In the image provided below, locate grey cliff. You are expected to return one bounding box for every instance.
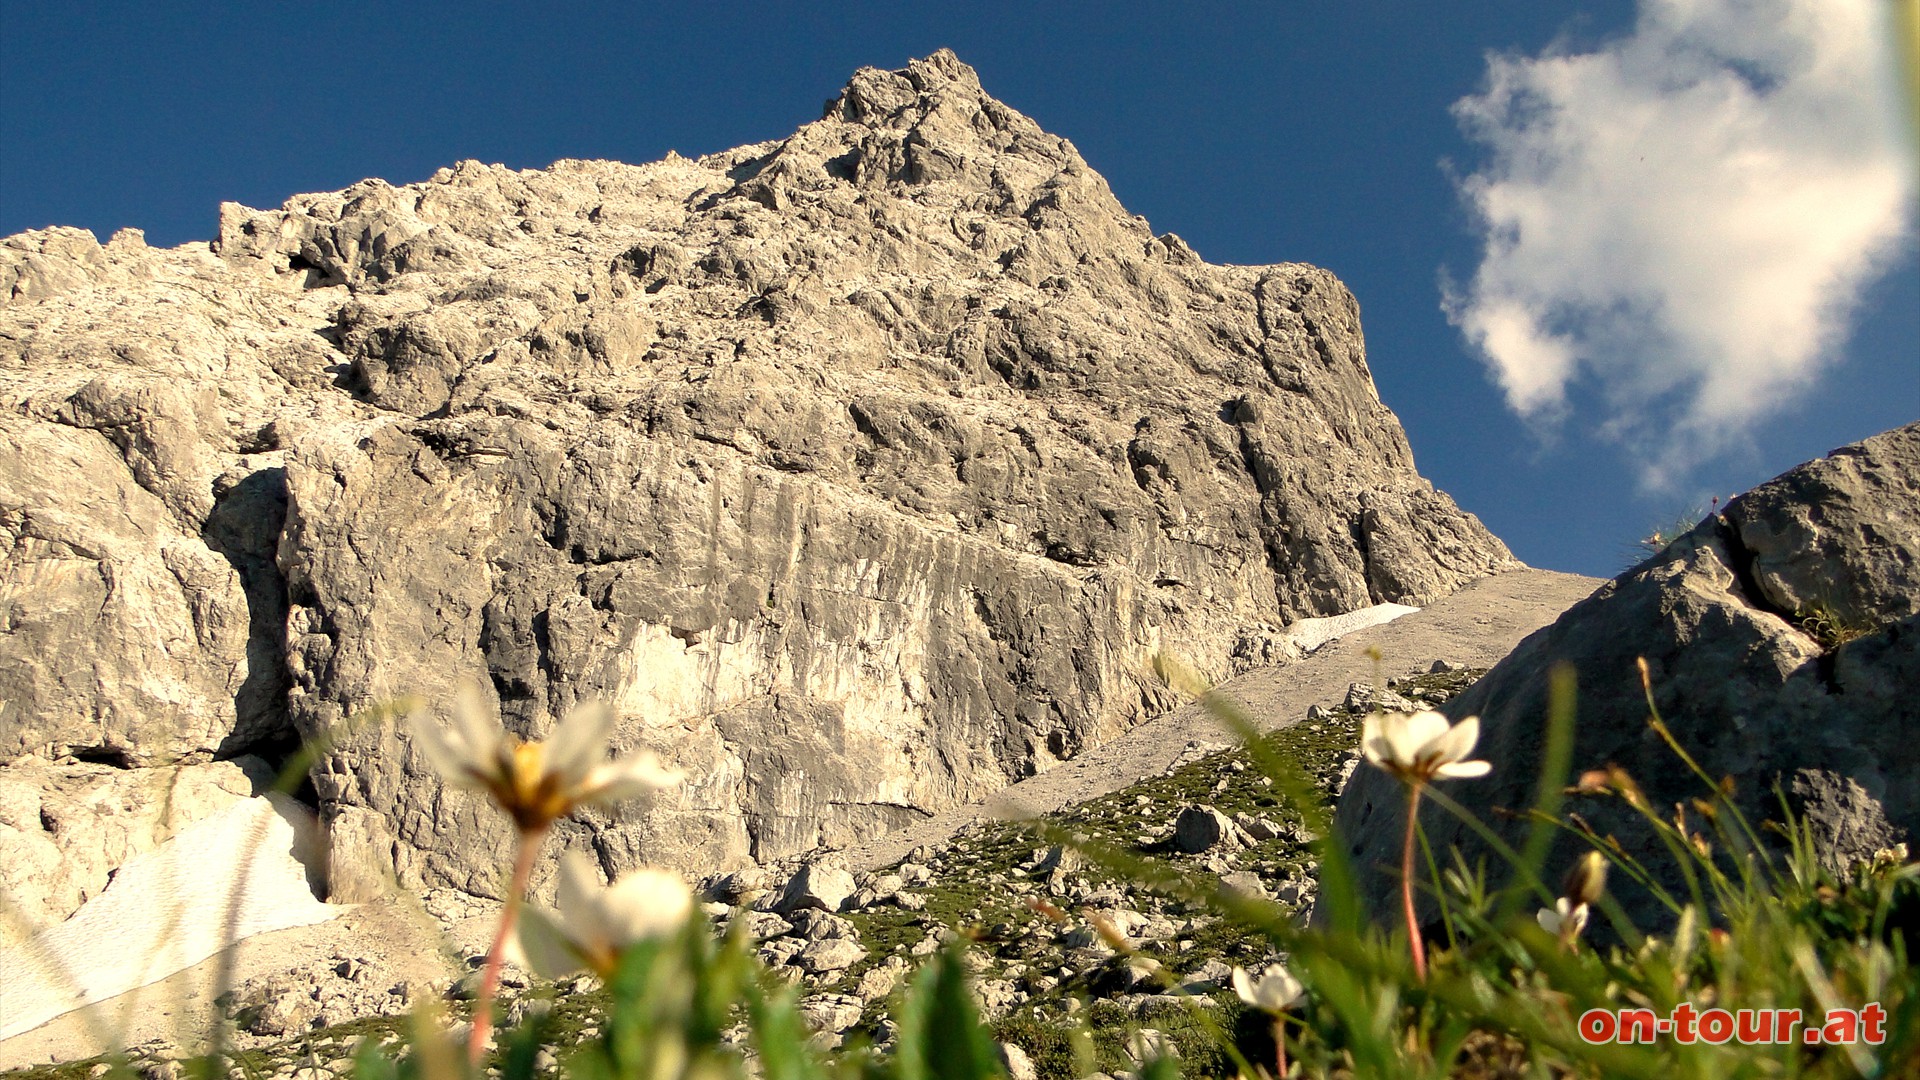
[1,50,1514,908]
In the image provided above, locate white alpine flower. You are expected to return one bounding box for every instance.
[1231,963,1304,1014]
[512,850,693,978]
[410,686,682,832]
[1536,897,1590,938]
[1361,710,1491,782]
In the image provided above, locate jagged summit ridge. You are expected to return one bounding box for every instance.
[208,49,1125,293]
[0,51,1514,905]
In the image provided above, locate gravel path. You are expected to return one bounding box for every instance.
[839,568,1602,873]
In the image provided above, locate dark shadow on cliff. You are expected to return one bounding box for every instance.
[201,466,297,767]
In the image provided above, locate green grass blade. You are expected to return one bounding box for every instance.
[1494,664,1578,926]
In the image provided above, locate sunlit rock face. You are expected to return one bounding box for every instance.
[1,50,1513,898]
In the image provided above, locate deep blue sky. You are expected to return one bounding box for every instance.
[4,1,1915,578]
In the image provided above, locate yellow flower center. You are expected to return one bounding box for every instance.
[482,738,576,832]
[509,740,548,801]
[582,942,622,979]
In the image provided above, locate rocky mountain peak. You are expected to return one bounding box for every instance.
[812,47,1090,186]
[1,52,1514,903]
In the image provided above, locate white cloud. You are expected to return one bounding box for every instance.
[1445,0,1914,486]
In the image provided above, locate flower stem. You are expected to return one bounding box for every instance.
[470,827,545,1068]
[1272,1016,1289,1078]
[1401,781,1427,983]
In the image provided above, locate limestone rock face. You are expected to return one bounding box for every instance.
[0,219,334,766]
[1,50,1513,900]
[1333,423,1920,926]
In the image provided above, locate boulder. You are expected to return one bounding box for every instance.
[1171,805,1236,853]
[1000,1043,1039,1080]
[797,992,865,1035]
[740,911,795,941]
[1342,681,1417,715]
[1334,423,1920,928]
[774,863,858,914]
[1024,843,1085,882]
[786,907,859,941]
[856,963,903,1002]
[1234,812,1282,841]
[702,866,772,905]
[795,937,866,974]
[234,977,320,1037]
[1218,870,1268,899]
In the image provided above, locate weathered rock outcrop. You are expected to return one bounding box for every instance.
[1334,423,1920,927]
[1,50,1513,902]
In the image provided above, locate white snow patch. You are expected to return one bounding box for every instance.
[1282,603,1421,656]
[0,793,344,1040]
